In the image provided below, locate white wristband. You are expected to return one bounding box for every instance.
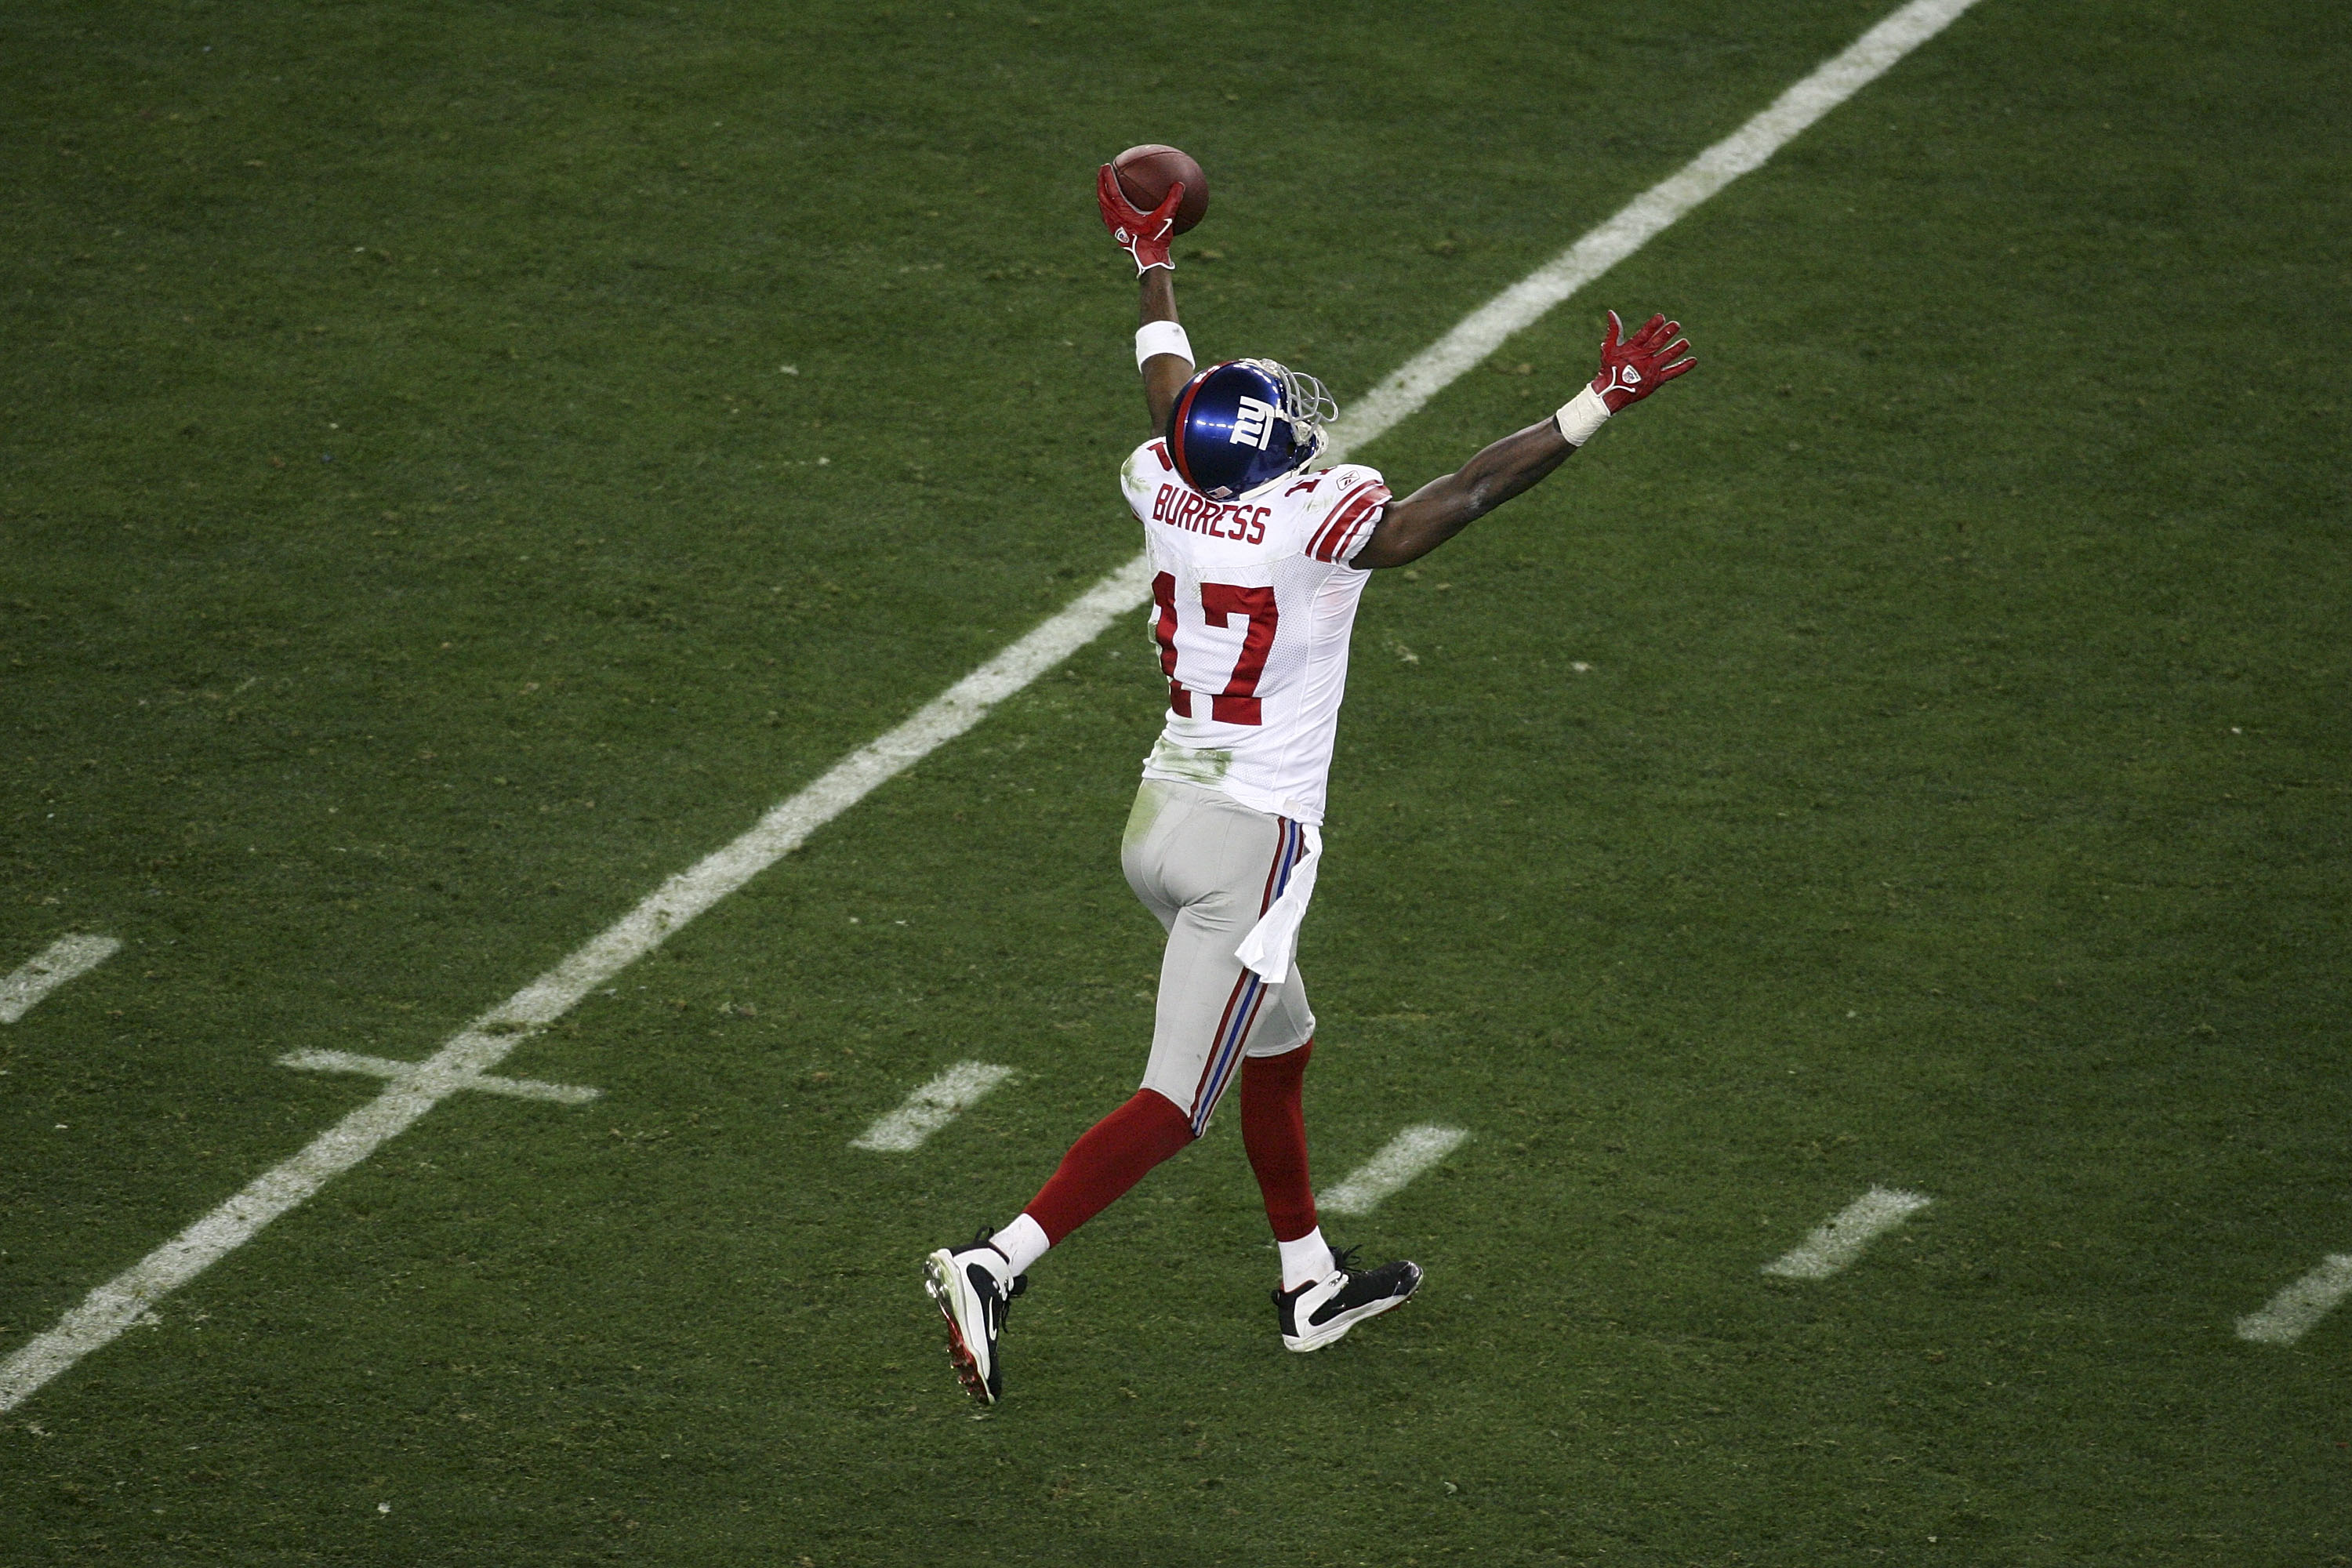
[1554,383,1611,447]
[1135,320,1193,371]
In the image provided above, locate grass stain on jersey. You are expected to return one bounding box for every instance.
[1144,735,1234,791]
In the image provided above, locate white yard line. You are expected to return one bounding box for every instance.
[851,1062,1017,1152]
[0,0,1986,1412]
[2234,1254,2352,1345]
[1762,1187,1933,1279]
[0,935,122,1025]
[1319,1127,1472,1218]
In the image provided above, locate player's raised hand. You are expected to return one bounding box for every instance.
[1096,163,1185,275]
[1591,310,1696,410]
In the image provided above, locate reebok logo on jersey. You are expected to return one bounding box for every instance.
[1229,396,1277,449]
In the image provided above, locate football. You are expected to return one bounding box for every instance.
[1112,143,1209,234]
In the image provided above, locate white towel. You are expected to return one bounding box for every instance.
[1233,825,1323,985]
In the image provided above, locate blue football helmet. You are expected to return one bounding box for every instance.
[1165,358,1338,501]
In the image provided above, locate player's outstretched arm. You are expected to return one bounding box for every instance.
[1096,163,1194,431]
[1353,310,1694,570]
[1351,418,1573,569]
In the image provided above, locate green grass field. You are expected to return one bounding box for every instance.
[5,0,2350,1562]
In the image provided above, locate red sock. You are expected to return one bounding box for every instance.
[1024,1088,1195,1244]
[1240,1041,1317,1243]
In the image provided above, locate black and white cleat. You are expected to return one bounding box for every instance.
[1274,1246,1422,1353]
[923,1232,1028,1404]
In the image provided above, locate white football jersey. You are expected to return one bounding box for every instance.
[1119,437,1391,826]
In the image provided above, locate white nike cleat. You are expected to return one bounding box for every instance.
[923,1232,1027,1404]
[1275,1246,1422,1353]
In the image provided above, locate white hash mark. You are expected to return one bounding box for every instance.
[278,1048,601,1105]
[851,1062,1016,1153]
[0,935,122,1025]
[1319,1126,1471,1217]
[1762,1187,1933,1279]
[2235,1254,2352,1345]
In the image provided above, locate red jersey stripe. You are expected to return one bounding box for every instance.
[1308,482,1387,561]
[1328,489,1389,562]
[1305,502,1353,562]
[1309,483,1391,562]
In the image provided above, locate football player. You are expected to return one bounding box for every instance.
[924,167,1695,1403]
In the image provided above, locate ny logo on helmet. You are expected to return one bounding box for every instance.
[1228,396,1277,449]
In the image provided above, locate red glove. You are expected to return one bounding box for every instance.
[1591,310,1696,410]
[1096,163,1185,275]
